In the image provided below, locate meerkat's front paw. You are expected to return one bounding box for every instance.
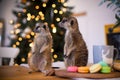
[45,69,55,76]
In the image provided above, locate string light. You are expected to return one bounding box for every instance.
[54,9,58,14]
[12,44,16,48]
[41,17,45,20]
[35,17,39,21]
[42,3,46,7]
[9,20,14,24]
[31,15,35,19]
[31,32,35,36]
[10,30,14,34]
[44,22,48,25]
[52,58,54,62]
[28,52,32,58]
[58,0,61,2]
[56,17,60,22]
[35,5,39,9]
[18,37,22,41]
[59,10,63,14]
[16,41,20,46]
[52,4,56,8]
[51,24,55,28]
[27,17,31,21]
[59,0,65,3]
[39,11,43,15]
[35,15,40,21]
[62,8,67,12]
[52,27,57,33]
[27,13,31,16]
[14,23,21,29]
[21,58,25,62]
[18,13,21,17]
[26,34,31,39]
[51,48,54,52]
[15,29,21,34]
[63,3,67,6]
[53,54,58,59]
[23,9,27,13]
[51,24,57,33]
[14,63,19,66]
[29,42,33,47]
[27,13,31,21]
[60,31,64,35]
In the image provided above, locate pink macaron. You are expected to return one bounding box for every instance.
[67,66,78,72]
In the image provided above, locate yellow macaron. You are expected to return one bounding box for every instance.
[89,63,102,73]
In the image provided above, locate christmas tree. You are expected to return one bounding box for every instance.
[9,0,73,65]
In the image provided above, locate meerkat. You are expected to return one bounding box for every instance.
[59,17,88,67]
[28,22,54,76]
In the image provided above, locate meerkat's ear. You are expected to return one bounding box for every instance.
[70,20,74,26]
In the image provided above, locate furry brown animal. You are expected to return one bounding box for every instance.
[59,17,88,67]
[28,22,54,76]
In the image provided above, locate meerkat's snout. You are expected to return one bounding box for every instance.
[34,23,47,33]
[58,17,67,28]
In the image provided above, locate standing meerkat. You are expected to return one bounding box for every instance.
[59,17,88,67]
[28,22,54,76]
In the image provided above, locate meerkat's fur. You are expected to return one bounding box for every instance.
[28,22,54,76]
[59,17,88,67]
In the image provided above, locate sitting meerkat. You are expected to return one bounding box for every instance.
[59,17,88,67]
[28,22,54,76]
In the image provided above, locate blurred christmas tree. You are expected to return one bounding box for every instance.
[9,0,73,65]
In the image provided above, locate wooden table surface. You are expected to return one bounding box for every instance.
[0,66,69,80]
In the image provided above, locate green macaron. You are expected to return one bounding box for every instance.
[100,66,111,73]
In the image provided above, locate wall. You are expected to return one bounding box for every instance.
[0,0,16,46]
[0,0,116,63]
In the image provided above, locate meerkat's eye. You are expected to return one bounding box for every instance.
[36,26,40,29]
[70,20,74,26]
[43,25,46,29]
[62,19,67,23]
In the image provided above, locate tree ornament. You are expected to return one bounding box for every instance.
[42,0,48,3]
[21,33,26,38]
[15,29,21,34]
[24,27,32,34]
[26,1,31,6]
[21,0,27,4]
[22,18,27,24]
[10,34,17,39]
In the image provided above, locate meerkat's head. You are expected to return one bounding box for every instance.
[34,22,50,35]
[58,17,79,31]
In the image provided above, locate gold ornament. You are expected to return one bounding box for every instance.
[24,27,32,34]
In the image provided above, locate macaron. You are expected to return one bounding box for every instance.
[101,66,111,73]
[78,66,89,73]
[99,61,108,67]
[67,66,78,72]
[89,64,102,73]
